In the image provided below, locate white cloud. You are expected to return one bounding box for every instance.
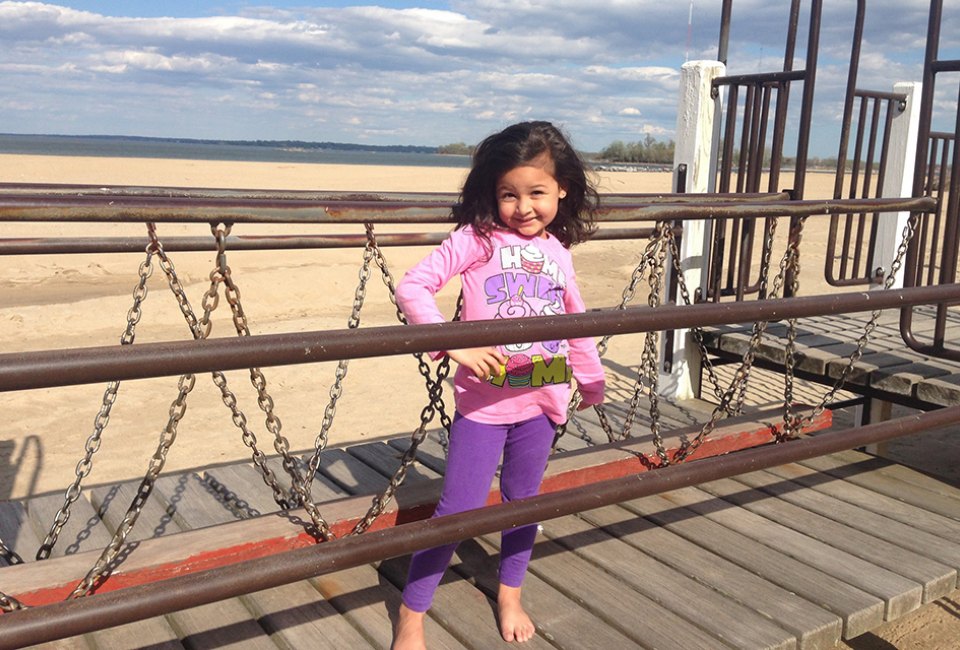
[0,0,954,153]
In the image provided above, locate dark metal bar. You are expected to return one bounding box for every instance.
[0,227,662,256]
[3,404,959,648]
[0,183,787,205]
[713,70,806,88]
[930,59,960,74]
[0,196,936,224]
[717,0,732,65]
[2,283,959,393]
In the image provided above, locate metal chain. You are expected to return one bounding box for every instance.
[784,212,921,433]
[351,362,450,535]
[672,229,796,463]
[349,224,460,533]
[664,216,780,413]
[780,217,806,440]
[201,224,332,537]
[70,373,196,597]
[557,227,667,445]
[212,225,306,502]
[0,587,24,613]
[35,229,157,561]
[154,226,295,512]
[635,222,671,464]
[303,226,376,487]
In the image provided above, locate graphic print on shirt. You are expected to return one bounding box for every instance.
[483,243,572,389]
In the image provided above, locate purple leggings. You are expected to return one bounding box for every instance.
[401,412,555,612]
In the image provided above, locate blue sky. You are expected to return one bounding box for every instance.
[0,1,957,155]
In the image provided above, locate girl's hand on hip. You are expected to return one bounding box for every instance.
[448,347,507,381]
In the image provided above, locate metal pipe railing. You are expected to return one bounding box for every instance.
[0,196,936,224]
[2,403,959,648]
[0,226,666,256]
[3,283,960,393]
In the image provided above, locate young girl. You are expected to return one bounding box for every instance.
[392,121,605,648]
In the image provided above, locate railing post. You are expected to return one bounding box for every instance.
[862,81,921,450]
[871,81,922,290]
[661,60,725,401]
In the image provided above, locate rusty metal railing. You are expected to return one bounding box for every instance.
[902,0,960,361]
[707,0,822,301]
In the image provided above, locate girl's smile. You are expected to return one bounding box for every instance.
[496,155,567,239]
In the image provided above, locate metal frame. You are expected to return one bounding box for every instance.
[901,0,960,360]
[707,0,822,301]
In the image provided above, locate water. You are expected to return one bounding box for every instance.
[0,133,472,169]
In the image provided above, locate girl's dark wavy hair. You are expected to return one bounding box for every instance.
[452,121,599,249]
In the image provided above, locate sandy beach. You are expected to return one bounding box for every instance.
[3,154,960,648]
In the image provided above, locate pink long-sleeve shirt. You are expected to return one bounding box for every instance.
[395,225,605,425]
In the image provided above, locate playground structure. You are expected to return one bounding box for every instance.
[2,1,960,647]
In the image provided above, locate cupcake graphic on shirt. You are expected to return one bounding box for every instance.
[520,244,545,274]
[505,353,534,387]
[497,286,534,318]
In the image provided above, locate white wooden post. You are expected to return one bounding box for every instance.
[871,81,922,290]
[659,60,725,400]
[862,81,921,449]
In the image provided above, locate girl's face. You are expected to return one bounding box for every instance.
[495,154,567,239]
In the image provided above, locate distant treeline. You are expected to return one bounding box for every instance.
[28,134,440,154]
[598,136,675,164]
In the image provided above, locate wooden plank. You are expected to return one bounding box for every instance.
[626,493,885,639]
[319,448,392,493]
[531,511,796,648]
[655,484,921,621]
[755,461,960,541]
[824,350,915,387]
[204,463,349,511]
[797,453,960,520]
[0,500,41,564]
[92,476,281,650]
[153,471,374,649]
[917,372,960,406]
[867,356,954,396]
[573,504,841,650]
[535,513,795,649]
[387,433,448,476]
[24,491,115,556]
[729,469,958,602]
[312,563,468,650]
[826,449,960,499]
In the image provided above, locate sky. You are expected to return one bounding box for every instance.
[0,1,957,156]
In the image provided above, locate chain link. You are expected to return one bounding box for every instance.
[782,212,921,433]
[71,373,196,597]
[35,230,158,561]
[349,224,458,533]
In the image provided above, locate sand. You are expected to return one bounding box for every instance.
[2,154,959,646]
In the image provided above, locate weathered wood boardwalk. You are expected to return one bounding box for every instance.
[700,305,960,409]
[2,393,960,649]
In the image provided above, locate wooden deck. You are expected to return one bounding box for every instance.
[2,396,960,649]
[700,305,960,409]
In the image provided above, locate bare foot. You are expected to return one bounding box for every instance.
[497,584,536,643]
[392,603,427,650]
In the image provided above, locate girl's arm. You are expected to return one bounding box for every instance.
[395,230,505,378]
[563,266,606,407]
